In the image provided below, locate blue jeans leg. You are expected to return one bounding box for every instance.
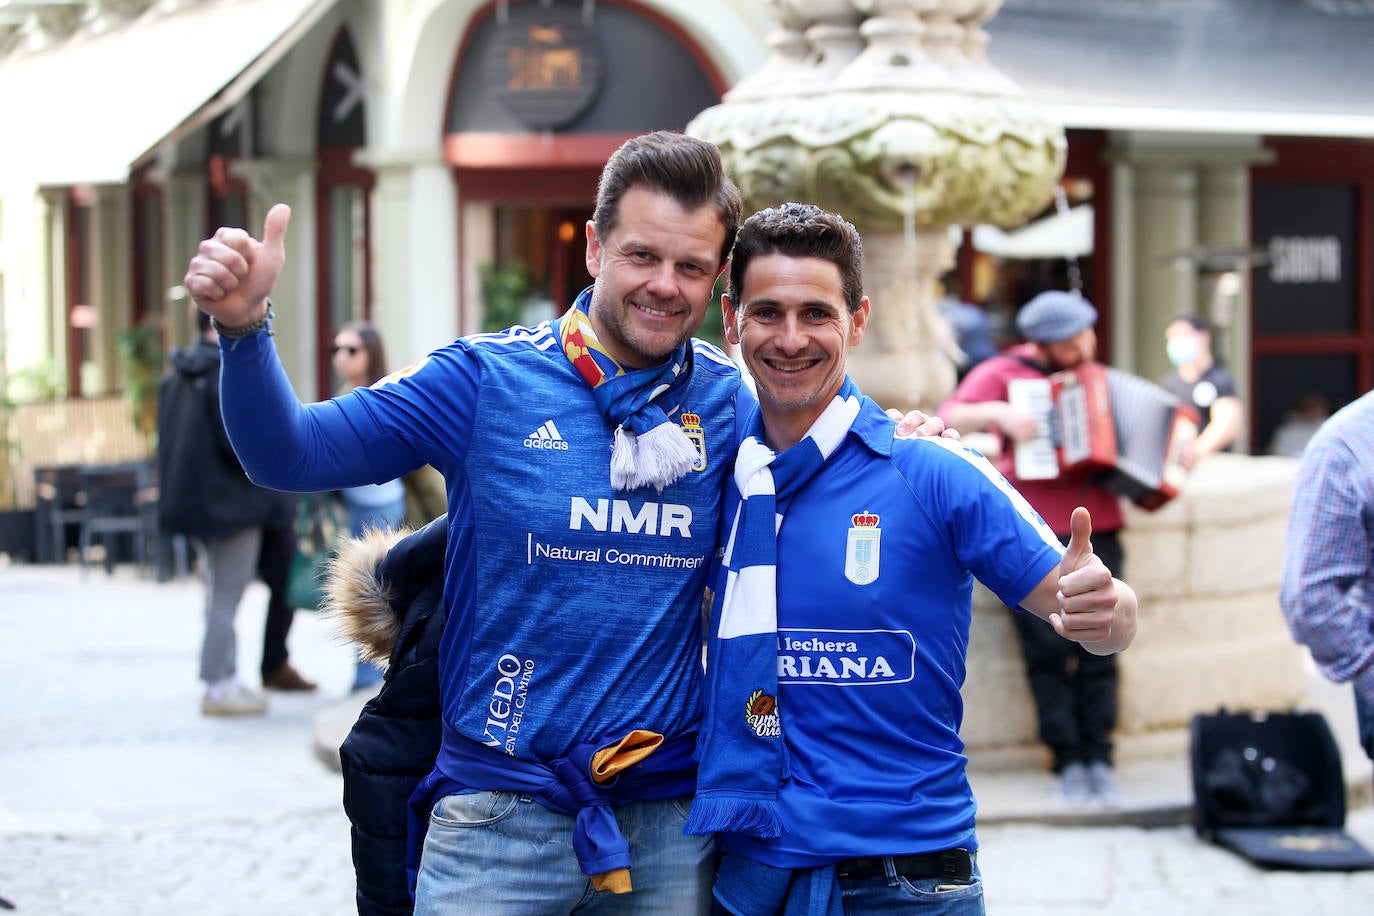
[414,791,714,915]
[838,858,984,915]
[1356,689,1374,761]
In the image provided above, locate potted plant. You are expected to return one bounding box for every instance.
[115,317,164,452]
[479,261,534,332]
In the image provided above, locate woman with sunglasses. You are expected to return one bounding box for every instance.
[332,320,407,691]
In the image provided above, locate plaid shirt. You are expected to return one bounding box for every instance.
[1280,390,1374,705]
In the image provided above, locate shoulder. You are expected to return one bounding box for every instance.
[1309,393,1374,456]
[690,338,743,380]
[379,323,562,392]
[1207,364,1239,392]
[890,433,999,478]
[457,321,560,357]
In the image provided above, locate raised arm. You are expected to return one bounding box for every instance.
[182,204,405,492]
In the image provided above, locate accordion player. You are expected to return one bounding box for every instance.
[1006,363,1201,509]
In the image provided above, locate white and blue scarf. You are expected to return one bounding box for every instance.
[557,289,698,492]
[685,377,863,838]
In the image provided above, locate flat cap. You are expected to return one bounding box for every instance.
[1016,290,1098,343]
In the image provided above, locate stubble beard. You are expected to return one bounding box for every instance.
[590,290,690,368]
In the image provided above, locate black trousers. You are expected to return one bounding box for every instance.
[257,523,298,678]
[1008,529,1124,772]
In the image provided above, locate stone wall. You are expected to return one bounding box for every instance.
[961,453,1309,757]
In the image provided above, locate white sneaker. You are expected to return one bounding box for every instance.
[1087,760,1122,804]
[202,682,268,717]
[1056,761,1093,804]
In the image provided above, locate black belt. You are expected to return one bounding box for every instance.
[834,848,972,883]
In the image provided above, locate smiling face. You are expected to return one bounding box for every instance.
[584,186,727,369]
[724,253,869,450]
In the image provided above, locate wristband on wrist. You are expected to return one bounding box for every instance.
[211,301,275,342]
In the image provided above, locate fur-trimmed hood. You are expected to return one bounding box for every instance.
[321,526,412,663]
[322,514,449,664]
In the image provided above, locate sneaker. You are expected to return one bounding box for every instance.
[1087,760,1122,804]
[202,682,268,717]
[262,663,318,692]
[1056,761,1093,804]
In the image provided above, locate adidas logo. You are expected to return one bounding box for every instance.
[523,420,569,451]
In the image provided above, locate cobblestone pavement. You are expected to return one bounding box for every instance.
[3,561,1373,915]
[0,563,357,915]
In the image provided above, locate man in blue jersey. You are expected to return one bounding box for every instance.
[184,132,744,913]
[685,203,1139,915]
[183,132,942,914]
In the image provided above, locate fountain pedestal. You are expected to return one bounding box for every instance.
[689,0,1066,410]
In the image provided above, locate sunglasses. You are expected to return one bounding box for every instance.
[331,344,361,356]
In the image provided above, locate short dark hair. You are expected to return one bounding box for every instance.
[1171,313,1212,335]
[593,131,743,269]
[727,203,865,314]
[196,309,213,334]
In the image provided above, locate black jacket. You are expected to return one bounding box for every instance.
[327,517,447,916]
[156,339,294,538]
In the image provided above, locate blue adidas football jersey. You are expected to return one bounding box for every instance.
[221,322,746,763]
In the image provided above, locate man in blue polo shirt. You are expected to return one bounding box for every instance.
[686,203,1139,914]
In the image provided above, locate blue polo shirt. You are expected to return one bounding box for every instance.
[716,396,1063,867]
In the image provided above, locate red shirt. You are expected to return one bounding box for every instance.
[938,344,1124,536]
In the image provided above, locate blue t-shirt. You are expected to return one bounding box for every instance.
[716,397,1063,867]
[220,323,746,764]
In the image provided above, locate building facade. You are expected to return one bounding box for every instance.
[1,0,1372,458]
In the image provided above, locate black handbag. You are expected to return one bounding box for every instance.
[1190,708,1374,870]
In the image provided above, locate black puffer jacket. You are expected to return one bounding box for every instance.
[156,339,294,537]
[325,516,447,916]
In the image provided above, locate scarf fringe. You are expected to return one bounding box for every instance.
[610,423,697,492]
[682,791,783,838]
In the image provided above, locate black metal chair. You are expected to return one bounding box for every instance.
[76,460,160,576]
[33,465,84,564]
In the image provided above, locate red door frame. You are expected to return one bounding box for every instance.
[314,147,375,397]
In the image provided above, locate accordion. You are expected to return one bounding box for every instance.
[1006,363,1200,510]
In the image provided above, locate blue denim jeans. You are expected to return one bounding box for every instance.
[1357,689,1374,761]
[414,790,715,915]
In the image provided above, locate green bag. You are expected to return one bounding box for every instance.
[286,494,341,611]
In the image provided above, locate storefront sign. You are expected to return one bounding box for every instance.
[489,5,602,130]
[1253,182,1356,335]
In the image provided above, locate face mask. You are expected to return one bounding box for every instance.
[1166,336,1198,367]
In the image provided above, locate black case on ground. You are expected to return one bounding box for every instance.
[1190,708,1374,870]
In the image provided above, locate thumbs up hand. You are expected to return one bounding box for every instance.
[1048,506,1121,649]
[184,203,292,328]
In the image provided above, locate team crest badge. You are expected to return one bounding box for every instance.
[746,688,781,738]
[680,412,708,471]
[845,511,881,585]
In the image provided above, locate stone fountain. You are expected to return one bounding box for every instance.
[688,0,1065,410]
[689,3,1324,807]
